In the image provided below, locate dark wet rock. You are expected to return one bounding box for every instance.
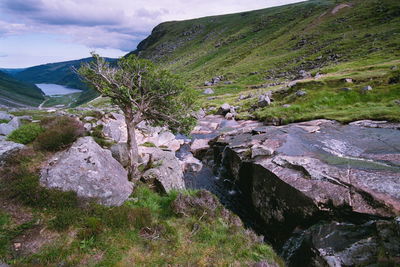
[190,139,211,158]
[203,88,214,95]
[40,137,132,206]
[282,219,400,267]
[206,117,400,244]
[295,90,307,97]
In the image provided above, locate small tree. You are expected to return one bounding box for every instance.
[77,53,196,180]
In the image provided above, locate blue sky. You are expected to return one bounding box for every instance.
[0,0,306,68]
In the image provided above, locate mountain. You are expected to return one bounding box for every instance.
[0,70,45,107]
[0,68,26,75]
[130,0,399,82]
[14,57,117,106]
[129,0,400,123]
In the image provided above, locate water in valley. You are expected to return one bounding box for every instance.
[36,83,82,96]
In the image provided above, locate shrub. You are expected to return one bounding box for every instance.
[34,116,85,151]
[7,123,43,144]
[78,217,104,240]
[388,69,400,84]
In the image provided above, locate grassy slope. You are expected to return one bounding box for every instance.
[0,71,44,107]
[132,0,400,122]
[13,58,117,107]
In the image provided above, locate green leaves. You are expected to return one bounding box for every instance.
[78,53,195,133]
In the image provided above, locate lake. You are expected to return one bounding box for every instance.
[36,83,82,96]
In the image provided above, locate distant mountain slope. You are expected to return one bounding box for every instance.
[14,57,117,106]
[0,68,26,75]
[0,71,44,107]
[130,0,400,84]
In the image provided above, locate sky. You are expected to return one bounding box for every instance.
[0,0,306,68]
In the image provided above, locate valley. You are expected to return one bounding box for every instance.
[0,0,399,266]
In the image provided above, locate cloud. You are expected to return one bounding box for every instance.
[0,0,307,51]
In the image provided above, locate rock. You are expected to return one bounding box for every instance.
[190,139,210,158]
[40,137,132,206]
[195,109,206,119]
[287,81,298,88]
[258,94,271,108]
[362,85,373,91]
[0,111,12,120]
[110,143,129,167]
[314,73,322,79]
[239,94,251,100]
[101,112,127,143]
[141,147,185,192]
[224,81,233,85]
[225,113,234,120]
[211,75,223,85]
[204,81,213,86]
[0,262,10,267]
[282,219,400,267]
[251,145,274,158]
[217,103,231,116]
[394,99,400,105]
[0,117,22,136]
[299,70,311,79]
[83,116,96,122]
[179,153,203,172]
[296,90,307,97]
[341,87,352,91]
[344,78,353,83]
[83,123,92,132]
[202,88,214,95]
[0,141,24,165]
[282,104,291,108]
[210,119,400,244]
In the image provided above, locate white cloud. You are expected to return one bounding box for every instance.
[0,0,307,51]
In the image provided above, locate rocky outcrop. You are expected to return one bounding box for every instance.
[282,218,400,267]
[0,117,21,136]
[0,141,24,165]
[40,137,132,206]
[140,147,185,192]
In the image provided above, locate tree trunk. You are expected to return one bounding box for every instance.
[125,116,139,181]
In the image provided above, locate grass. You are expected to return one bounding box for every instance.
[0,137,282,266]
[7,123,44,144]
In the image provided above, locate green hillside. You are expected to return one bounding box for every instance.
[14,58,117,106]
[0,71,44,107]
[130,0,400,123]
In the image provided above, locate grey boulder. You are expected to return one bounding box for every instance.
[203,88,214,95]
[0,117,21,136]
[0,141,24,165]
[0,111,12,120]
[141,147,185,192]
[40,137,132,206]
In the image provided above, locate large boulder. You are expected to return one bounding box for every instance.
[282,219,400,266]
[0,141,24,165]
[210,118,400,242]
[110,143,129,167]
[0,117,21,136]
[0,111,12,120]
[140,147,185,192]
[101,112,127,143]
[40,137,132,206]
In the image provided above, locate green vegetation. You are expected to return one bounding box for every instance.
[34,116,85,151]
[130,0,400,123]
[0,71,44,107]
[0,146,281,266]
[7,123,44,144]
[78,54,196,179]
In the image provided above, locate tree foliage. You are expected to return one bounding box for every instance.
[78,53,196,133]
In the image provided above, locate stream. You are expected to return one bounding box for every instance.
[177,116,400,266]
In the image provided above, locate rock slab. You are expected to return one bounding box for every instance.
[40,137,132,206]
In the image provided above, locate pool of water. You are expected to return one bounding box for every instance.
[36,83,82,96]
